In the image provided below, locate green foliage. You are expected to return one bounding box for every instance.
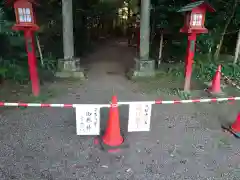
[193,56,215,81]
[193,55,240,83]
[0,4,29,84]
[150,0,240,62]
[164,54,240,87]
[221,63,240,80]
[0,58,29,84]
[166,64,184,78]
[0,4,58,84]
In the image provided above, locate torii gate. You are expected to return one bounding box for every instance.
[133,0,154,77]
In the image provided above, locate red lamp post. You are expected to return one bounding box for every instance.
[6,0,40,97]
[178,1,215,92]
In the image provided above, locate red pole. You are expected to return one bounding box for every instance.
[184,33,196,92]
[24,30,40,97]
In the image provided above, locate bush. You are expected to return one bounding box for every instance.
[162,53,240,84]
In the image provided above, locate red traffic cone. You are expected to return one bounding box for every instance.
[102,96,123,146]
[209,65,222,94]
[222,113,240,138]
[230,113,240,138]
[96,95,128,152]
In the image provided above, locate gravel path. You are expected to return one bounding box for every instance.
[0,40,240,180]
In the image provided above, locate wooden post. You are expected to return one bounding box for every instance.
[158,33,164,66]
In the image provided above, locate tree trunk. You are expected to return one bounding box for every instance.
[234,30,240,64]
[127,0,131,20]
[158,33,163,66]
[36,36,43,66]
[62,0,74,59]
[214,0,237,60]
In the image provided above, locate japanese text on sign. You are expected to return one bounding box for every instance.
[75,105,100,135]
[128,103,152,132]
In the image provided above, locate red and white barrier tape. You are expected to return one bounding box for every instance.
[117,97,240,105]
[0,97,240,108]
[156,96,240,104]
[0,102,110,108]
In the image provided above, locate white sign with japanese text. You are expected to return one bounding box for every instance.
[75,105,101,135]
[128,103,152,132]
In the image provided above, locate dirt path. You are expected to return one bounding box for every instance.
[0,40,240,180]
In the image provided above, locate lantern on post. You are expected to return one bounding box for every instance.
[6,0,40,97]
[178,0,215,92]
